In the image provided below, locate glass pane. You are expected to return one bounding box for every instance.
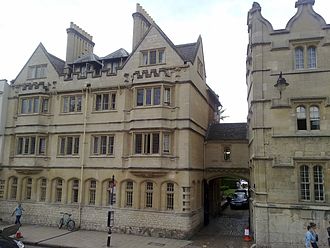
[77,96,82,112]
[149,51,156,64]
[33,97,39,113]
[153,88,161,105]
[146,89,152,105]
[308,47,316,68]
[95,95,102,111]
[158,50,165,63]
[102,94,109,110]
[295,47,304,69]
[69,96,75,112]
[137,89,144,106]
[66,137,73,154]
[93,137,99,154]
[135,134,142,154]
[152,133,159,154]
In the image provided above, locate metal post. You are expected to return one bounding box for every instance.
[107,175,115,247]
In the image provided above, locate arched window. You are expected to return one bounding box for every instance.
[10,177,18,200]
[125,181,133,207]
[166,183,174,210]
[295,47,304,69]
[0,179,5,199]
[310,106,320,130]
[145,181,153,208]
[307,46,316,68]
[296,106,307,130]
[106,180,116,206]
[72,179,79,203]
[39,178,47,202]
[55,178,63,203]
[88,179,97,205]
[25,177,32,200]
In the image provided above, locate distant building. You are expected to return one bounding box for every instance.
[0,4,222,238]
[247,0,330,246]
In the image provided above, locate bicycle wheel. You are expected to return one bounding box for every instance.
[58,218,64,229]
[67,220,75,231]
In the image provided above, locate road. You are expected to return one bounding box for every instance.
[187,206,253,248]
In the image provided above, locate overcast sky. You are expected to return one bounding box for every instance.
[1,0,329,122]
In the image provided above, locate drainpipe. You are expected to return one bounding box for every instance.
[78,83,91,228]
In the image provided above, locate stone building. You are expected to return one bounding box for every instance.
[0,4,221,238]
[247,0,330,247]
[0,79,9,169]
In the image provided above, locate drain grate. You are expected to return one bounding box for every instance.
[147,242,166,246]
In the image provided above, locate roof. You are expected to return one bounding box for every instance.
[102,48,129,60]
[73,53,100,64]
[206,123,247,141]
[175,42,198,63]
[47,52,65,75]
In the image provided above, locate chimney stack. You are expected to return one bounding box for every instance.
[65,22,95,64]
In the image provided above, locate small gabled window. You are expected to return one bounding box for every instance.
[141,49,165,66]
[28,64,47,79]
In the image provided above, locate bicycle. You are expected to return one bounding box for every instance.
[58,212,75,231]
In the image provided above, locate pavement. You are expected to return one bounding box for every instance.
[1,223,193,248]
[0,223,255,248]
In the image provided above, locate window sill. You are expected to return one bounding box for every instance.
[139,62,166,67]
[133,105,173,109]
[90,155,115,158]
[18,113,52,117]
[56,155,80,158]
[91,109,117,114]
[12,155,49,158]
[59,112,83,115]
[129,154,174,158]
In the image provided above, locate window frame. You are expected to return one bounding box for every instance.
[88,179,97,205]
[39,178,47,202]
[58,136,80,156]
[92,135,115,156]
[145,181,154,208]
[166,182,174,210]
[125,181,134,208]
[94,92,116,111]
[55,178,63,203]
[295,104,320,131]
[20,96,49,114]
[27,64,47,79]
[62,95,82,113]
[293,43,318,70]
[299,164,325,203]
[0,179,5,199]
[16,135,47,156]
[140,48,165,66]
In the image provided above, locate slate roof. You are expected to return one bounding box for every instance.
[47,53,65,75]
[206,123,247,141]
[73,53,100,64]
[175,42,197,63]
[102,48,129,60]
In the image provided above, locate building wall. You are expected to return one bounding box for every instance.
[247,1,330,247]
[0,5,219,239]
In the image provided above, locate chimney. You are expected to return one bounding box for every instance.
[132,3,154,51]
[65,22,95,64]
